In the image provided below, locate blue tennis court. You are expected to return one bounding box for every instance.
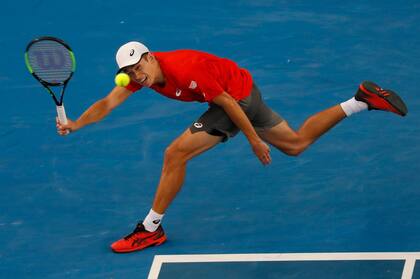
[1,0,419,278]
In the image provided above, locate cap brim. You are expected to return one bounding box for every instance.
[115,52,148,75]
[116,63,136,75]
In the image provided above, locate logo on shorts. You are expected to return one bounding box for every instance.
[194,122,203,128]
[189,80,197,89]
[176,89,182,97]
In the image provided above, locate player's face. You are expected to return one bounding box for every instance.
[127,54,162,87]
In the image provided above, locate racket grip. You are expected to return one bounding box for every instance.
[56,105,68,125]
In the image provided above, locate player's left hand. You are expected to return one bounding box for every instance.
[252,140,271,165]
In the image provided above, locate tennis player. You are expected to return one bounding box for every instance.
[56,42,408,253]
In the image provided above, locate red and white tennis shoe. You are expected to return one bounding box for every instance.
[355,81,408,116]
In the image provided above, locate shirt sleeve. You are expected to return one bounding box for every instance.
[125,80,143,92]
[192,63,224,102]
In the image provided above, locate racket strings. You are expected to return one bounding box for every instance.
[27,40,73,84]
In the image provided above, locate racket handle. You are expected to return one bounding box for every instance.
[56,105,68,125]
[56,105,70,135]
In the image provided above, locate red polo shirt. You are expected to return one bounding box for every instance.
[125,50,253,103]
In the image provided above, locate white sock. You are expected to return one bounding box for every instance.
[143,209,164,232]
[340,97,368,117]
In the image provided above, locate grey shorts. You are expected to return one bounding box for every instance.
[189,83,283,142]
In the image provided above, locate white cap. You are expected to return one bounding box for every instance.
[116,41,149,70]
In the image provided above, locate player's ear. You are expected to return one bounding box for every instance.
[140,52,150,63]
[147,52,155,63]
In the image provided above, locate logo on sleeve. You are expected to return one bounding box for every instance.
[194,122,203,128]
[176,89,182,97]
[189,80,197,89]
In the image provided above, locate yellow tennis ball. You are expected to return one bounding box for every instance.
[114,73,130,87]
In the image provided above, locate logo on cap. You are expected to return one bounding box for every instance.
[129,49,135,56]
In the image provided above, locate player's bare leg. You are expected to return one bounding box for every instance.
[260,81,408,156]
[111,129,222,253]
[260,105,346,156]
[152,129,222,213]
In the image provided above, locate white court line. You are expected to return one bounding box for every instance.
[402,256,417,279]
[148,252,420,279]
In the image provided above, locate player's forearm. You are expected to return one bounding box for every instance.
[221,100,261,144]
[75,99,111,129]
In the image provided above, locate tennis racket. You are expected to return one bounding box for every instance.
[24,36,76,132]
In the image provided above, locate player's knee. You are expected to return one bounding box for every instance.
[163,145,181,164]
[277,142,307,157]
[163,144,189,166]
[284,147,304,157]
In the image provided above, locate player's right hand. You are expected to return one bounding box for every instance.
[251,139,272,165]
[56,117,78,136]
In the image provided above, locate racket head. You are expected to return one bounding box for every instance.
[25,36,76,86]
